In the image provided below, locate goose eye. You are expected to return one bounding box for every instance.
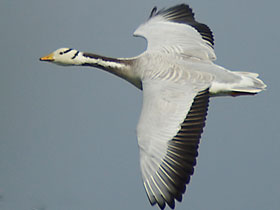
[59,52,63,55]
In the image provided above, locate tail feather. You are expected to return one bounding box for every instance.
[210,71,266,97]
[230,71,267,94]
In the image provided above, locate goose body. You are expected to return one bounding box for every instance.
[40,4,266,209]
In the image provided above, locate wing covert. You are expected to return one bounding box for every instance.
[134,4,216,60]
[137,80,210,209]
[149,4,214,47]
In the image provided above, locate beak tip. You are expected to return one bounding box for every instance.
[39,52,54,62]
[39,55,54,62]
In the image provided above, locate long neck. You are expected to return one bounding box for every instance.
[75,52,142,89]
[81,52,127,70]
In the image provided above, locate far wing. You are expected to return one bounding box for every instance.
[137,79,210,209]
[134,4,216,60]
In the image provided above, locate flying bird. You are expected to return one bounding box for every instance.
[40,4,266,209]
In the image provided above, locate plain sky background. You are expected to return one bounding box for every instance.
[0,0,279,210]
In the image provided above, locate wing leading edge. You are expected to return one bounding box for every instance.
[134,4,216,60]
[137,80,210,209]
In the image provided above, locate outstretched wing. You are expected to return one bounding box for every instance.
[134,4,216,61]
[137,79,210,209]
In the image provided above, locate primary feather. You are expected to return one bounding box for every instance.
[40,4,266,209]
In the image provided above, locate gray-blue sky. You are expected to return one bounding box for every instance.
[0,0,279,209]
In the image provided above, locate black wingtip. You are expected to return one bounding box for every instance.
[148,4,214,47]
[149,6,157,18]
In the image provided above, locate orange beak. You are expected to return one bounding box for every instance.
[39,53,54,61]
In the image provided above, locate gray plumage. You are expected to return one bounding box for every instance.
[40,4,266,209]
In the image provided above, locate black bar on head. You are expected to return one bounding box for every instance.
[71,51,79,59]
[63,48,73,54]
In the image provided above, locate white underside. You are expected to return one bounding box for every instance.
[209,71,266,96]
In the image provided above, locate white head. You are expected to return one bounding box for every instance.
[39,48,81,66]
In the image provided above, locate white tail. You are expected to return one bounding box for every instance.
[229,71,266,96]
[210,71,266,96]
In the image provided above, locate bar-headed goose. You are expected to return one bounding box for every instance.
[40,4,266,209]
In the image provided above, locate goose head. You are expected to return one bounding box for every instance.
[39,48,81,66]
